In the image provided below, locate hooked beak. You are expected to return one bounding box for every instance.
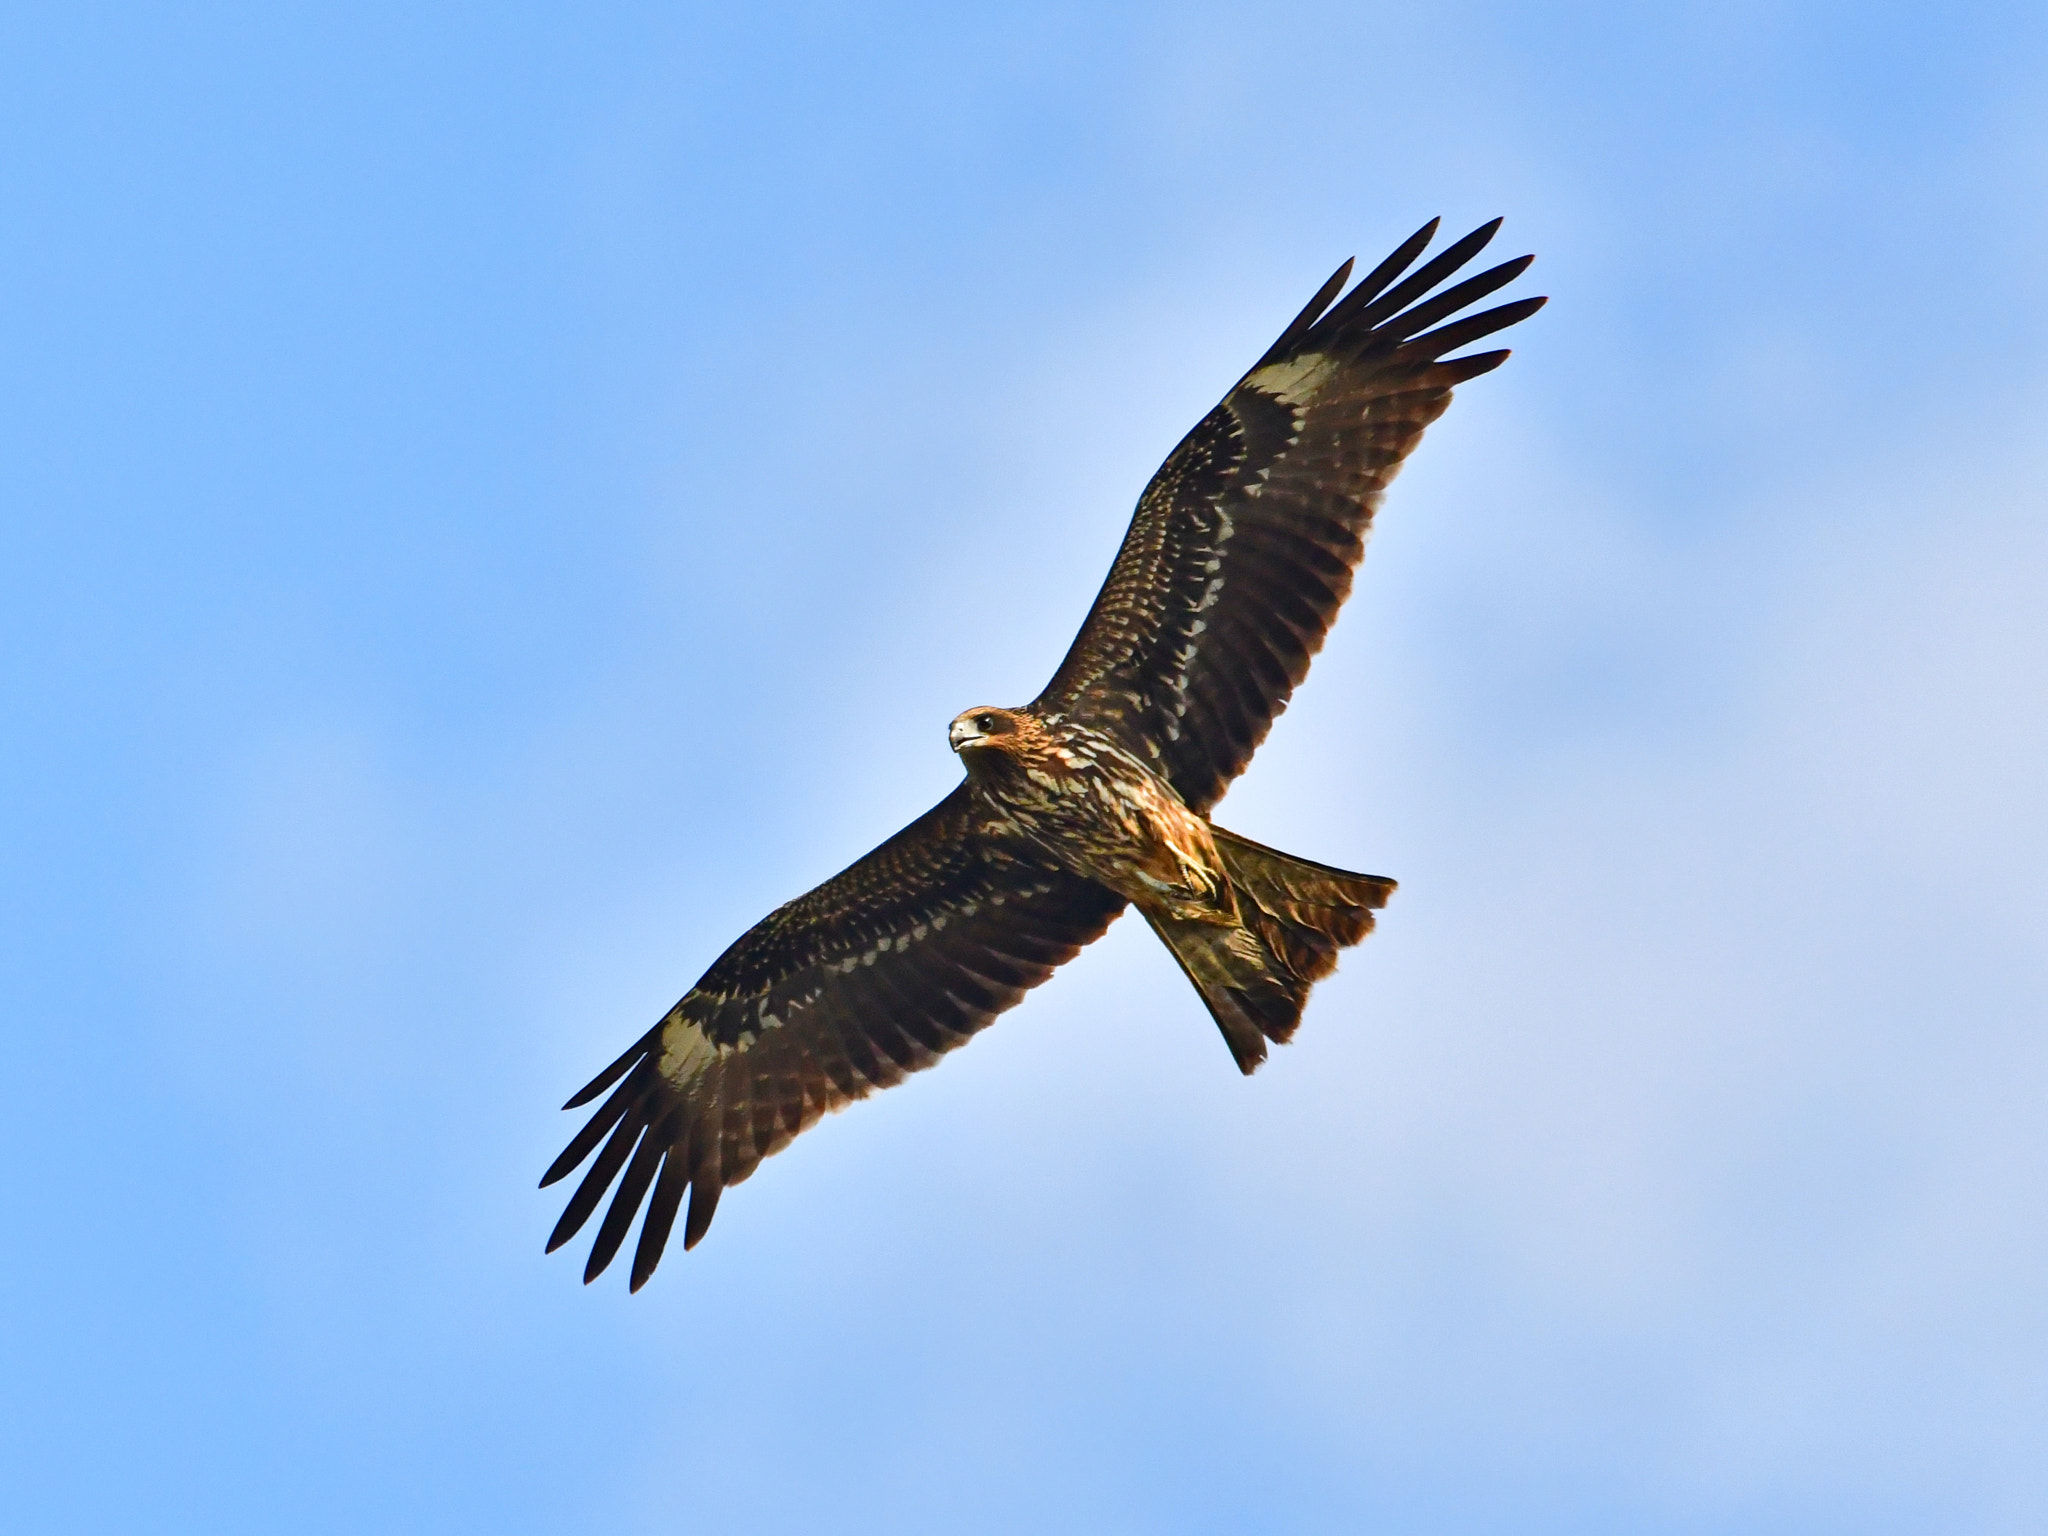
[949,718,984,753]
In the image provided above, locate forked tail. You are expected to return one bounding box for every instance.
[1143,829,1395,1074]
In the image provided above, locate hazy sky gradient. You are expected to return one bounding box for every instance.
[5,3,2046,1531]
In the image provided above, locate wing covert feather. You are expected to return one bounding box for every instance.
[543,784,1125,1288]
[1035,218,1545,812]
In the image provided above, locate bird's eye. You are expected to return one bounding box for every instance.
[976,714,996,732]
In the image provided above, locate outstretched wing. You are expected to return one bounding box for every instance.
[542,784,1124,1289]
[1035,218,1545,813]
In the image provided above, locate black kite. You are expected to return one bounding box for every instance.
[544,217,1544,1288]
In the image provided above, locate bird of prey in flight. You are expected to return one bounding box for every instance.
[544,217,1543,1289]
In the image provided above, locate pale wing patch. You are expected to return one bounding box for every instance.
[1243,352,1337,406]
[657,1011,718,1083]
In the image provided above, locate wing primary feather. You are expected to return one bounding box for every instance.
[1379,254,1535,343]
[681,1100,727,1252]
[1350,217,1503,333]
[1404,295,1549,360]
[682,1169,724,1250]
[584,1129,669,1284]
[540,1073,639,1188]
[630,1147,691,1291]
[546,1115,644,1253]
[1427,347,1516,384]
[1249,257,1355,369]
[562,1026,657,1109]
[1314,217,1443,331]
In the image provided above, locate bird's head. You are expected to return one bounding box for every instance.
[949,706,1029,758]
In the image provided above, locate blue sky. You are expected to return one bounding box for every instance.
[5,2,2046,1531]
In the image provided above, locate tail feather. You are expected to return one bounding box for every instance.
[1145,831,1394,1074]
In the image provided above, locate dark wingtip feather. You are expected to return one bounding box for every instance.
[1310,256,1356,318]
[1250,257,1356,370]
[1412,293,1550,367]
[583,1134,668,1284]
[1316,217,1442,333]
[562,1026,657,1109]
[1459,216,1506,255]
[1350,218,1508,335]
[539,1073,640,1188]
[1370,218,1443,289]
[682,1177,723,1251]
[1381,253,1536,344]
[629,1153,691,1291]
[546,1116,642,1253]
[1435,347,1515,383]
